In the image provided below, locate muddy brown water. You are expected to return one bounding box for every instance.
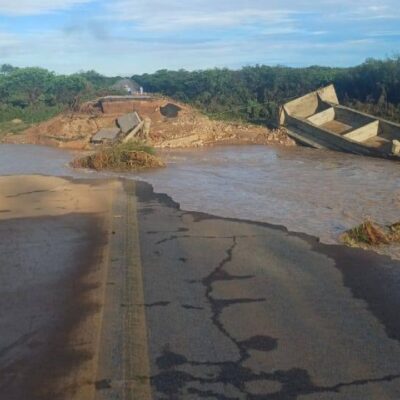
[0,143,399,248]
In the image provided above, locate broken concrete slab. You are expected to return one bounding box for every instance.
[117,112,141,134]
[122,121,145,143]
[280,85,400,161]
[143,118,151,140]
[392,140,400,155]
[91,128,121,144]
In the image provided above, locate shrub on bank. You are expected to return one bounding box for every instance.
[340,219,400,247]
[71,141,165,172]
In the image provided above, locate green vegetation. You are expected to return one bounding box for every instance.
[71,141,164,172]
[132,56,400,125]
[0,65,121,136]
[0,119,31,136]
[341,219,400,248]
[1,56,400,137]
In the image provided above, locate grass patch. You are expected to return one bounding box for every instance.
[341,219,400,248]
[0,120,32,137]
[119,140,156,155]
[0,104,64,139]
[0,105,63,124]
[71,141,164,172]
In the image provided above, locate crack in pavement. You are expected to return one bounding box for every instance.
[151,235,400,399]
[155,234,268,246]
[145,301,171,308]
[6,190,52,198]
[147,228,189,235]
[152,354,400,400]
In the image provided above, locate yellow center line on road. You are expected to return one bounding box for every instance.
[122,181,153,400]
[91,180,118,400]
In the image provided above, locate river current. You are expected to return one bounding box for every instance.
[0,144,399,246]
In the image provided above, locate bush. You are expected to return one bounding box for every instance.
[340,219,400,247]
[71,141,164,171]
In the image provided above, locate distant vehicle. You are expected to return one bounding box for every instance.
[280,85,400,161]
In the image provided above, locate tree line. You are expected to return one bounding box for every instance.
[0,65,119,123]
[132,57,400,125]
[0,56,399,127]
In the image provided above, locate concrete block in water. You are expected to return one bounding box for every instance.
[117,112,141,134]
[91,128,121,144]
[392,140,400,155]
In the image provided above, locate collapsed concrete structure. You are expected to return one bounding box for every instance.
[91,128,121,145]
[91,111,145,145]
[99,95,153,114]
[280,85,400,160]
[7,94,294,149]
[117,112,142,134]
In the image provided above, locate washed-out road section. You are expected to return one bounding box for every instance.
[0,175,399,400]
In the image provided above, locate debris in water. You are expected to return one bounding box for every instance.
[340,219,400,248]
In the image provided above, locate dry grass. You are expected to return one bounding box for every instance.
[341,219,400,248]
[389,222,400,242]
[71,141,165,172]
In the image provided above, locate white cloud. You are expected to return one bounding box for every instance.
[0,0,398,74]
[105,0,299,31]
[0,0,92,16]
[0,31,19,45]
[105,0,400,31]
[0,31,20,57]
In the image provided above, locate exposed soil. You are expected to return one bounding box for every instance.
[2,97,295,150]
[0,176,116,400]
[2,113,117,150]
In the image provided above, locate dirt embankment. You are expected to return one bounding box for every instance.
[3,113,118,150]
[3,97,295,150]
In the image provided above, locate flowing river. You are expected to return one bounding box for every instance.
[0,143,399,248]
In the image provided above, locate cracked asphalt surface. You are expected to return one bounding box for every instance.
[133,182,400,400]
[1,176,400,399]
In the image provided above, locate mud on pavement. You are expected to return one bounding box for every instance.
[0,176,117,400]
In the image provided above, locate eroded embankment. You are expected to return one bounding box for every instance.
[2,97,295,150]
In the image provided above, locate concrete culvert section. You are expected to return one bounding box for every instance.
[160,103,182,118]
[117,112,142,134]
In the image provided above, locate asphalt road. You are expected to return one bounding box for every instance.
[1,176,400,400]
[129,182,400,400]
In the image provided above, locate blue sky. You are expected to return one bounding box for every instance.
[0,0,399,76]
